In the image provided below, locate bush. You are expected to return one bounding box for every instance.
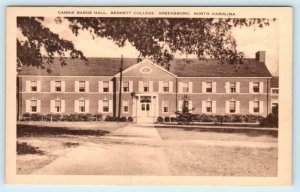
[30,113,43,121]
[93,113,103,121]
[127,117,133,122]
[170,117,177,122]
[260,113,278,127]
[119,117,127,122]
[157,116,163,123]
[164,116,170,122]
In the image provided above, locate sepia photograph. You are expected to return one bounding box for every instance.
[6,7,292,185]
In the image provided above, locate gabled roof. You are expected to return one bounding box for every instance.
[18,57,272,77]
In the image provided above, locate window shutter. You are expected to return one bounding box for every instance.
[225,82,229,93]
[202,82,206,93]
[178,100,183,112]
[61,81,66,92]
[26,100,30,112]
[225,101,229,114]
[37,100,41,113]
[61,100,65,113]
[259,101,264,113]
[98,100,103,112]
[109,81,113,93]
[249,82,253,93]
[202,101,206,113]
[75,81,79,92]
[178,82,183,93]
[86,100,89,113]
[99,81,103,92]
[260,82,264,93]
[188,100,193,112]
[249,101,253,113]
[74,100,78,113]
[50,81,54,92]
[158,81,163,93]
[169,81,173,93]
[212,101,217,114]
[26,81,30,92]
[212,82,217,93]
[85,81,89,92]
[50,100,54,113]
[236,101,240,113]
[129,81,133,92]
[236,82,240,93]
[149,81,153,92]
[37,81,41,92]
[109,100,113,113]
[139,81,143,92]
[188,82,193,93]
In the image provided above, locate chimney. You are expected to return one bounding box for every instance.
[255,51,266,63]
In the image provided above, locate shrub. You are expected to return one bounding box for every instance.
[157,116,163,123]
[170,117,177,122]
[260,113,278,127]
[30,113,43,121]
[127,117,133,122]
[119,117,127,122]
[93,113,103,121]
[164,116,170,122]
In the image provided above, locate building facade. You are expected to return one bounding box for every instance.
[17,51,275,123]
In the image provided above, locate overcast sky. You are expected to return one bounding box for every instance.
[41,18,278,75]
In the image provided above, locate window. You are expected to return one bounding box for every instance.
[31,81,37,92]
[253,82,260,93]
[103,100,109,112]
[162,100,169,113]
[79,100,85,112]
[103,81,109,92]
[123,100,129,113]
[123,81,129,92]
[55,100,61,112]
[55,81,62,92]
[30,100,37,112]
[253,101,260,113]
[206,101,212,113]
[272,88,279,94]
[206,82,212,93]
[163,82,169,92]
[229,101,236,113]
[229,82,236,93]
[182,83,188,93]
[79,81,85,92]
[143,82,149,92]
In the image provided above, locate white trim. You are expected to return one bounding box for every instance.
[114,59,178,77]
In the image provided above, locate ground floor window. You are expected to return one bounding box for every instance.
[79,100,85,112]
[55,100,61,112]
[162,100,169,113]
[253,101,260,113]
[206,101,212,113]
[103,100,109,112]
[30,100,37,112]
[229,101,236,113]
[123,100,129,113]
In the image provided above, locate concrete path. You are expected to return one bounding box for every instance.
[34,124,171,175]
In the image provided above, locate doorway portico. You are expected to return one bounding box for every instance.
[132,93,159,123]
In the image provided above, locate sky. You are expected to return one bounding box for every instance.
[41,17,279,75]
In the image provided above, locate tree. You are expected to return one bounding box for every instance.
[17,17,275,71]
[175,95,195,124]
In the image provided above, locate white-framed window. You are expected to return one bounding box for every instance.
[51,99,65,113]
[103,100,109,112]
[206,82,213,93]
[271,88,279,95]
[226,100,240,114]
[253,82,260,93]
[253,101,260,113]
[26,80,41,92]
[249,100,263,114]
[75,99,89,113]
[79,81,86,92]
[206,101,212,113]
[26,99,41,113]
[229,101,236,113]
[143,82,149,92]
[54,81,62,92]
[202,100,216,114]
[182,83,189,93]
[163,82,169,92]
[54,100,61,112]
[162,100,169,113]
[103,81,109,92]
[123,100,129,113]
[229,82,236,93]
[30,100,37,112]
[79,100,86,112]
[123,81,129,92]
[30,81,37,92]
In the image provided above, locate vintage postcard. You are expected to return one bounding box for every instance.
[6,7,292,185]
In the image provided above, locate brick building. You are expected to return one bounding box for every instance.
[17,51,275,123]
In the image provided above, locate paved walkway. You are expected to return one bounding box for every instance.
[34,124,171,175]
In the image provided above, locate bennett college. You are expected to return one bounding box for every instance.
[17,51,279,123]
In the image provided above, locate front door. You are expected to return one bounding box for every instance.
[140,96,152,118]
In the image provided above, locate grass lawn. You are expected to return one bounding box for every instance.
[16,121,128,174]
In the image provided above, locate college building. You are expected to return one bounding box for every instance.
[17,51,278,123]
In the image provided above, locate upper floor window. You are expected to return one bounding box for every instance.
[79,81,86,92]
[253,82,260,93]
[55,81,62,92]
[30,100,37,112]
[55,100,61,112]
[143,82,149,92]
[79,100,86,112]
[31,81,37,92]
[229,82,236,93]
[103,81,109,92]
[253,101,260,113]
[103,100,109,112]
[182,83,189,93]
[229,101,236,113]
[206,82,213,93]
[272,88,279,94]
[163,82,169,92]
[123,81,129,92]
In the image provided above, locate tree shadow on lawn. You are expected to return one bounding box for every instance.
[17,124,110,138]
[155,126,278,138]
